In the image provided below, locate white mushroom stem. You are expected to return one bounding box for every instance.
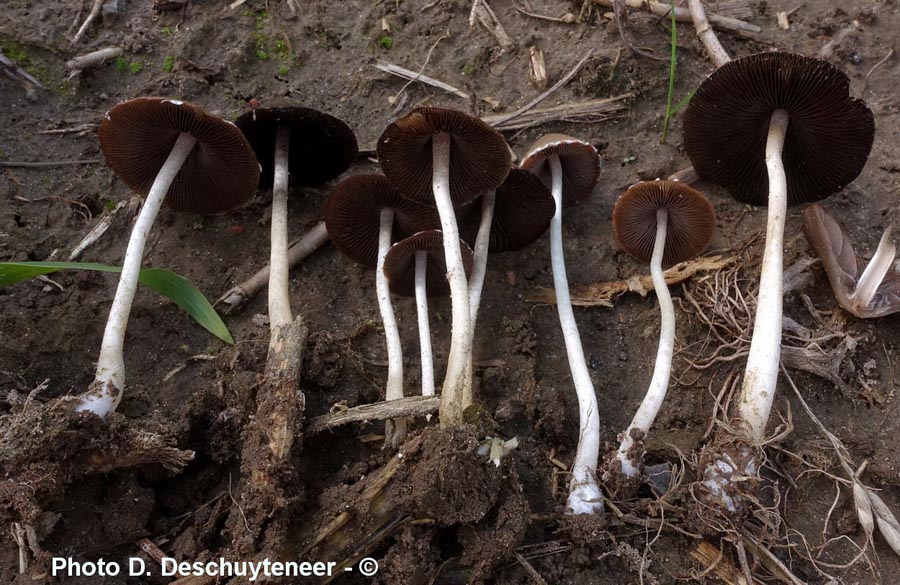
[78,132,197,418]
[547,154,603,514]
[462,190,496,406]
[377,207,407,445]
[432,132,473,427]
[853,226,895,308]
[268,127,293,336]
[735,109,789,442]
[415,250,435,397]
[615,208,675,477]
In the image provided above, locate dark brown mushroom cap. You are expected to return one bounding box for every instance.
[520,134,601,207]
[235,101,358,189]
[612,180,716,266]
[323,174,439,268]
[457,168,555,252]
[683,51,875,206]
[98,97,260,214]
[376,107,511,206]
[382,230,474,297]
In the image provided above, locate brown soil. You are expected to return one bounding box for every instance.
[2,0,899,583]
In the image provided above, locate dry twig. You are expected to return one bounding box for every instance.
[307,395,440,436]
[71,0,104,44]
[688,0,731,67]
[591,0,760,34]
[528,253,738,306]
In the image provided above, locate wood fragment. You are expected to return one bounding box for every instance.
[776,11,790,30]
[216,221,329,314]
[71,0,105,44]
[136,538,168,565]
[470,0,513,50]
[528,46,547,91]
[66,47,123,72]
[375,61,500,108]
[483,94,632,130]
[528,254,739,306]
[688,0,731,67]
[308,396,440,436]
[514,2,576,23]
[690,541,753,584]
[591,0,760,35]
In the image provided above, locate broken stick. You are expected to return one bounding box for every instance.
[308,395,441,436]
[591,0,760,35]
[528,254,739,307]
[217,221,329,314]
[66,47,123,74]
[688,0,731,67]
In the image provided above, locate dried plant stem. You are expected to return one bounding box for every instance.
[307,396,441,435]
[687,0,732,67]
[66,47,123,73]
[71,0,104,44]
[490,48,596,127]
[590,0,761,35]
[216,222,329,314]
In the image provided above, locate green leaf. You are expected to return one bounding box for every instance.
[0,261,233,344]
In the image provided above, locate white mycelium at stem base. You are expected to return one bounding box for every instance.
[432,132,474,427]
[615,208,675,477]
[415,251,435,397]
[78,132,198,418]
[462,190,496,406]
[268,127,292,334]
[377,208,407,443]
[547,155,603,514]
[735,109,789,443]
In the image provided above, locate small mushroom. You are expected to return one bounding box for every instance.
[802,204,898,318]
[323,175,437,446]
[609,180,715,479]
[383,230,474,398]
[456,168,555,403]
[80,97,259,418]
[235,102,357,345]
[683,52,875,446]
[521,134,602,515]
[377,107,511,427]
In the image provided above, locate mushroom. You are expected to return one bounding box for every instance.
[521,134,602,514]
[383,230,475,397]
[802,204,898,318]
[377,107,511,427]
[323,174,438,446]
[683,52,874,506]
[608,180,715,480]
[235,102,357,344]
[456,168,555,403]
[80,97,259,418]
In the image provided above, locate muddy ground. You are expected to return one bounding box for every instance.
[1,0,899,583]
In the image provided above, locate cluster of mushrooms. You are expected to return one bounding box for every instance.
[78,48,884,519]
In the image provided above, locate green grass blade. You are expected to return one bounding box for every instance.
[0,261,233,344]
[660,0,678,144]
